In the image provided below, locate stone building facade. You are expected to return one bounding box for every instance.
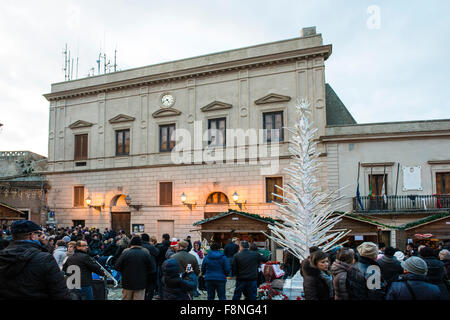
[0,151,49,225]
[43,27,450,248]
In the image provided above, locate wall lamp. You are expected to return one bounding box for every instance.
[85,196,104,211]
[125,195,143,211]
[233,192,246,210]
[181,192,196,210]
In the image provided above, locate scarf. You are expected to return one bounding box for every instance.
[320,270,334,298]
[194,249,204,259]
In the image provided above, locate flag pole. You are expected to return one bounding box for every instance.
[394,163,400,211]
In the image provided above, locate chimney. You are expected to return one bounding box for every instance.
[300,26,317,37]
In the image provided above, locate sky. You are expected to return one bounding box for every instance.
[0,0,449,157]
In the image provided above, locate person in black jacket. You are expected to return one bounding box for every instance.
[162,258,196,300]
[0,220,71,300]
[302,250,333,300]
[115,236,156,300]
[63,240,105,300]
[231,240,266,300]
[419,246,449,299]
[155,233,171,299]
[101,237,119,257]
[378,246,403,288]
[88,233,102,256]
[224,237,239,276]
[353,242,387,300]
[141,233,160,300]
[386,256,441,300]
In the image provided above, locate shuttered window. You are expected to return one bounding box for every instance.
[159,182,173,205]
[208,118,226,146]
[368,174,387,196]
[73,186,85,207]
[74,134,88,160]
[116,129,130,156]
[436,172,450,194]
[159,124,176,152]
[266,177,283,203]
[263,111,284,143]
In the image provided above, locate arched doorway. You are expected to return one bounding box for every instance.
[205,192,229,219]
[110,194,131,235]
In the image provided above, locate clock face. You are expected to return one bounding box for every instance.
[161,94,175,107]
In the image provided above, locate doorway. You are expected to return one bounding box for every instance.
[157,220,174,242]
[111,212,131,235]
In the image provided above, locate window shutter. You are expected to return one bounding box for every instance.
[81,134,88,159]
[74,134,88,160]
[74,186,84,207]
[160,182,172,205]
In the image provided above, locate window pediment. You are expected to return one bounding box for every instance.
[201,101,232,112]
[152,108,182,118]
[68,120,94,129]
[255,93,291,105]
[109,114,136,124]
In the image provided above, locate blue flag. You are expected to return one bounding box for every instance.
[357,182,364,211]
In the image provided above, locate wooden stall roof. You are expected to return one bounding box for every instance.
[405,214,450,240]
[193,209,275,233]
[0,202,26,220]
[331,215,381,236]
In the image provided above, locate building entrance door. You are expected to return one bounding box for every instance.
[111,212,131,235]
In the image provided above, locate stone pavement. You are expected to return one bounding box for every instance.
[107,279,238,300]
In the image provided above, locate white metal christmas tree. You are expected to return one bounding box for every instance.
[265,99,351,261]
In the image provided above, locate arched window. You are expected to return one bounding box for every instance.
[206,192,229,204]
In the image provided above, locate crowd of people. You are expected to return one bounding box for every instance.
[1,221,449,300]
[299,242,450,300]
[0,221,268,300]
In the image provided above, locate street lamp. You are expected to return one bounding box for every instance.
[85,196,92,206]
[125,195,142,211]
[180,192,195,210]
[233,191,246,210]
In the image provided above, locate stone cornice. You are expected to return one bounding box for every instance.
[43,44,331,102]
[321,130,450,143]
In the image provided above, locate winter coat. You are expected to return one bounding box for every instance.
[162,258,196,300]
[165,248,176,260]
[377,255,403,287]
[231,248,266,281]
[422,256,449,298]
[142,241,160,259]
[344,263,368,300]
[189,249,203,267]
[386,273,441,300]
[88,239,102,256]
[172,250,200,276]
[0,241,71,299]
[63,249,105,288]
[114,246,156,290]
[330,260,352,300]
[53,246,67,269]
[155,240,170,265]
[353,255,386,300]
[223,242,239,258]
[101,242,118,257]
[302,259,333,300]
[201,250,230,281]
[443,259,450,278]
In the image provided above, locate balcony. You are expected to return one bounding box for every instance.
[353,195,450,213]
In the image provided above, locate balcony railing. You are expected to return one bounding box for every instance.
[353,195,450,213]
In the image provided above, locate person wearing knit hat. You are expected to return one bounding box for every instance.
[353,242,386,300]
[357,242,379,261]
[386,256,441,300]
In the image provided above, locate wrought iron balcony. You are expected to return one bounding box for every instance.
[353,194,450,213]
